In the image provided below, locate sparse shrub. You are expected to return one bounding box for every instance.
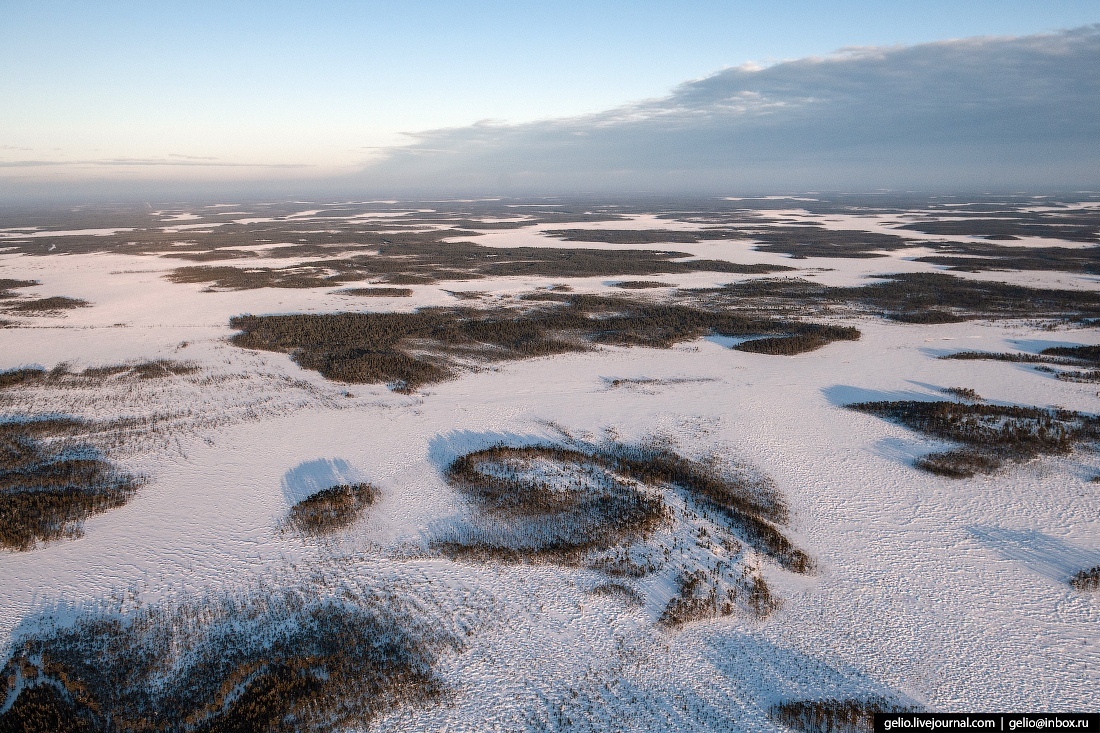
[1070,566,1100,591]
[0,361,197,390]
[659,570,720,626]
[588,582,644,605]
[612,280,671,289]
[81,360,199,380]
[340,287,414,297]
[285,482,378,535]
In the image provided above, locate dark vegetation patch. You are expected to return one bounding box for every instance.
[1040,344,1100,364]
[339,287,413,297]
[914,245,1100,276]
[81,360,199,380]
[603,376,716,391]
[166,239,792,290]
[611,280,673,289]
[5,296,90,313]
[379,273,437,285]
[1054,369,1100,383]
[167,265,359,290]
[546,225,915,259]
[166,248,261,261]
[0,417,140,551]
[0,361,199,390]
[0,279,38,299]
[941,351,1048,364]
[597,444,808,572]
[743,227,914,259]
[0,368,46,389]
[769,697,920,733]
[942,386,981,402]
[1070,566,1100,591]
[587,582,644,605]
[284,482,378,535]
[941,346,1100,382]
[885,310,968,324]
[847,400,1100,478]
[444,290,486,300]
[701,272,1100,323]
[546,228,728,244]
[0,585,457,733]
[439,445,668,565]
[6,197,1096,281]
[897,215,1100,243]
[912,450,1005,477]
[733,332,858,356]
[229,296,859,392]
[896,208,1100,274]
[436,440,811,624]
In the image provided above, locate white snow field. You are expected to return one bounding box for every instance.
[0,198,1097,730]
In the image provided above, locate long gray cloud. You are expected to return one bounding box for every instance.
[355,25,1100,194]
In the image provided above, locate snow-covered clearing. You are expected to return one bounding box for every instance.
[0,200,1097,729]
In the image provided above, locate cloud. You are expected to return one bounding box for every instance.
[356,25,1100,193]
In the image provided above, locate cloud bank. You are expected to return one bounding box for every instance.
[354,25,1100,194]
[3,25,1096,202]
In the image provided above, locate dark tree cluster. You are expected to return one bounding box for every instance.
[700,272,1100,323]
[0,417,140,551]
[847,400,1100,477]
[1070,566,1100,591]
[0,589,452,733]
[769,697,920,733]
[437,440,810,624]
[229,295,859,392]
[284,482,378,535]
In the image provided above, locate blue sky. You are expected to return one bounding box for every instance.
[1,1,1098,195]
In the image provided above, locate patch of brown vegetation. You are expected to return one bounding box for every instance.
[229,296,859,392]
[284,483,378,535]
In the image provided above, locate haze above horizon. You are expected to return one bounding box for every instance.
[2,1,1099,199]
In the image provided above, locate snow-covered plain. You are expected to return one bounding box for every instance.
[0,199,1097,729]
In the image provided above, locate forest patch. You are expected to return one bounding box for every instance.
[229,296,859,392]
[435,440,811,625]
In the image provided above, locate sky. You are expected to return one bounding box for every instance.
[1,1,1098,199]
